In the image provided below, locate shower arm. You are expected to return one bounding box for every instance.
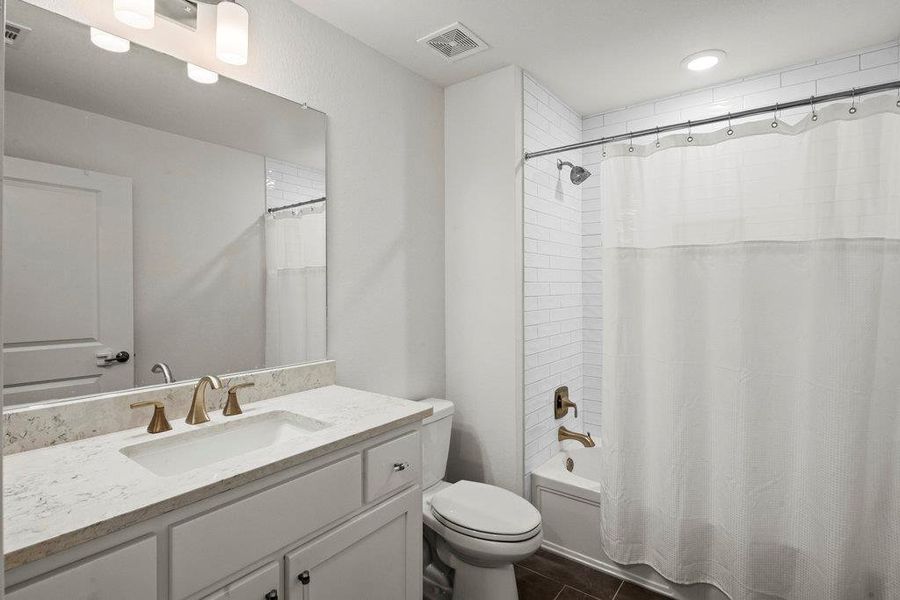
[525,79,900,160]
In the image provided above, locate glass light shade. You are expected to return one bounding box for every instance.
[216,1,249,66]
[681,50,726,72]
[187,63,219,85]
[90,28,130,53]
[113,0,155,30]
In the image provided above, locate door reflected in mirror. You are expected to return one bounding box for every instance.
[2,0,327,407]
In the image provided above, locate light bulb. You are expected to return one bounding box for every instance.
[216,1,249,66]
[187,63,219,85]
[90,28,130,53]
[114,0,155,30]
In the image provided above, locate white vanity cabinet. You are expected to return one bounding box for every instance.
[285,487,421,600]
[5,537,158,600]
[201,562,281,600]
[5,425,424,600]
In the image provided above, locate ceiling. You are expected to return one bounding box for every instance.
[291,0,900,116]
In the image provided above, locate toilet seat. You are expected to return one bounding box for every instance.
[430,480,542,543]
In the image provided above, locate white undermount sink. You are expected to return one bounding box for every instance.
[120,410,330,477]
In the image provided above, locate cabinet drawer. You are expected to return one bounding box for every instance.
[203,561,280,600]
[364,431,420,502]
[6,537,156,600]
[171,455,362,600]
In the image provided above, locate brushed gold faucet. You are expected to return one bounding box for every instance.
[130,400,172,434]
[186,375,223,425]
[558,426,595,447]
[223,382,255,416]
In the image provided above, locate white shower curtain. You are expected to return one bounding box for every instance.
[265,207,326,366]
[598,96,900,600]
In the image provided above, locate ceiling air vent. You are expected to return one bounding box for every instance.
[418,22,488,62]
[5,21,31,47]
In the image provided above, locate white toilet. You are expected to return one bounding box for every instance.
[419,399,543,600]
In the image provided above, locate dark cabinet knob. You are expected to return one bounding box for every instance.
[297,570,311,585]
[264,590,278,600]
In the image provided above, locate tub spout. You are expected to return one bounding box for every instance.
[558,426,595,448]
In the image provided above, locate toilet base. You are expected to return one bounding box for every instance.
[450,559,518,600]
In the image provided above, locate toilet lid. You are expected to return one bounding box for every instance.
[431,481,542,542]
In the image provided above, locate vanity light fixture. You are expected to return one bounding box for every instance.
[215,0,249,65]
[187,62,219,84]
[90,27,131,53]
[681,49,726,72]
[113,0,155,30]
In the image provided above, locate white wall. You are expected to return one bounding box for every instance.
[444,65,524,493]
[5,91,267,386]
[25,0,446,400]
[521,74,588,491]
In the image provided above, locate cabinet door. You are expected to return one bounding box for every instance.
[6,537,156,600]
[285,486,422,600]
[203,561,281,600]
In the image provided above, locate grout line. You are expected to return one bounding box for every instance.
[611,579,625,599]
[551,587,567,600]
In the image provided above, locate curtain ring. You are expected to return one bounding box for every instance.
[628,133,635,153]
[771,103,779,128]
[810,96,818,122]
[601,143,607,158]
[686,121,694,143]
[896,86,899,108]
[849,88,858,114]
[655,127,661,148]
[726,113,734,136]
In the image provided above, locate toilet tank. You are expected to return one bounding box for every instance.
[418,398,455,489]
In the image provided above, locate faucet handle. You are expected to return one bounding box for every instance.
[130,401,172,434]
[224,382,255,416]
[554,386,578,419]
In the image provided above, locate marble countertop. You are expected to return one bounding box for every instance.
[3,385,432,570]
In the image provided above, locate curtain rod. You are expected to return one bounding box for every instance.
[524,80,900,160]
[267,196,326,214]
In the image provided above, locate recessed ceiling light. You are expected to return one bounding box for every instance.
[187,63,219,84]
[90,27,130,53]
[682,50,726,72]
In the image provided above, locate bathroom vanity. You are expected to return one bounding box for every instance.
[4,385,431,599]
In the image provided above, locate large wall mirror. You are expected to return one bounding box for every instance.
[2,0,327,407]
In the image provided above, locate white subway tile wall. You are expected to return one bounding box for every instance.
[578,41,900,451]
[523,74,586,490]
[265,157,326,210]
[522,40,900,489]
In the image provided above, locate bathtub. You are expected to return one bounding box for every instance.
[531,447,728,600]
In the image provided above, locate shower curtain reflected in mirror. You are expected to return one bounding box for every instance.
[598,97,900,600]
[264,205,326,366]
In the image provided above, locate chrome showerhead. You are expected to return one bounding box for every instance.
[557,159,592,185]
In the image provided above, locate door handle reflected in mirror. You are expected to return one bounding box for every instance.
[264,590,279,600]
[96,350,130,366]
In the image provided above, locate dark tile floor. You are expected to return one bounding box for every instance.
[515,549,669,600]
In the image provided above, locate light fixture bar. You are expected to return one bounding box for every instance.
[524,79,900,160]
